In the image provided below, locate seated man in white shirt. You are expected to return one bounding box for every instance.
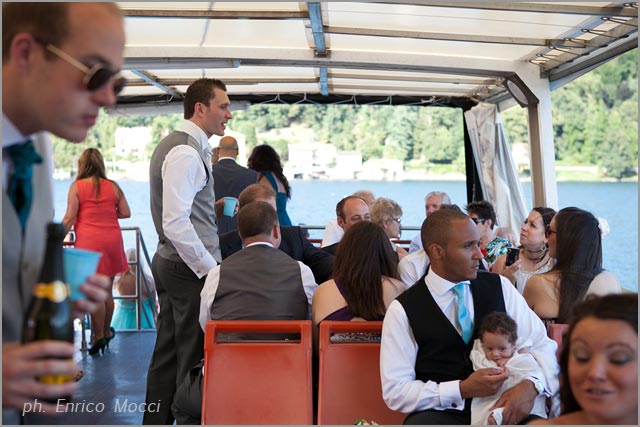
[408,191,451,253]
[380,209,559,425]
[321,189,374,247]
[172,201,317,424]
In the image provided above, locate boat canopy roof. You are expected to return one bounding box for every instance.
[113,1,638,114]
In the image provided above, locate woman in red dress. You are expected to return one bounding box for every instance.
[63,148,130,355]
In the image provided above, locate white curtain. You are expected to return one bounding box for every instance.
[464,103,528,237]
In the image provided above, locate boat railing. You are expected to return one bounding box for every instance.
[119,227,157,330]
[299,224,420,249]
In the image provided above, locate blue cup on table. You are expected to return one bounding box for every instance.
[63,248,101,301]
[223,197,238,217]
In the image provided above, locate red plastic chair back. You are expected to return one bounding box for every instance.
[317,321,406,425]
[201,320,313,425]
[547,323,569,359]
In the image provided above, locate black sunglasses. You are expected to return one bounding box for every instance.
[471,217,486,224]
[545,228,557,237]
[43,42,126,95]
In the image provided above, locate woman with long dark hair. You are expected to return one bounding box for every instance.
[523,207,621,323]
[530,293,637,425]
[311,222,405,343]
[493,207,556,293]
[247,144,292,226]
[62,147,130,355]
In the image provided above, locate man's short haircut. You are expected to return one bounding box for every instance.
[238,184,276,208]
[421,208,470,250]
[237,201,278,240]
[183,78,227,120]
[2,2,121,62]
[336,195,366,220]
[478,311,518,345]
[426,191,451,204]
[370,197,402,224]
[466,200,498,229]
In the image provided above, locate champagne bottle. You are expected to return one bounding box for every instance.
[22,222,74,402]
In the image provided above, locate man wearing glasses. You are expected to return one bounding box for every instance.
[2,3,125,423]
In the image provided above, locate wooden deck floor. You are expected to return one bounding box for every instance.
[25,330,157,425]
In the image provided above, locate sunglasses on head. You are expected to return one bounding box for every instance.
[41,41,126,95]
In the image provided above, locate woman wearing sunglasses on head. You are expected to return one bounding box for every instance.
[493,207,556,294]
[522,207,622,325]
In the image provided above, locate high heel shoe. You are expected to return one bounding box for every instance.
[88,338,107,356]
[105,326,116,347]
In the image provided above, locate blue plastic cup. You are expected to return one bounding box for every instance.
[63,248,102,301]
[223,197,238,217]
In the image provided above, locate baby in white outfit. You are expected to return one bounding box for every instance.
[470,312,548,425]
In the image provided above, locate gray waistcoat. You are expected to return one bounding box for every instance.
[211,245,307,321]
[149,130,220,263]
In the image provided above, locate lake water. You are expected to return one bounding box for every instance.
[53,179,638,292]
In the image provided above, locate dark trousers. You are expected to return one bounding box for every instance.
[404,410,542,425]
[172,361,204,425]
[143,255,205,425]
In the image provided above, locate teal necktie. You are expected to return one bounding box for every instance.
[5,140,42,231]
[452,283,473,344]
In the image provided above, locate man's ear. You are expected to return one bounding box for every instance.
[272,223,280,240]
[427,242,445,260]
[9,33,40,71]
[336,216,345,229]
[486,219,493,229]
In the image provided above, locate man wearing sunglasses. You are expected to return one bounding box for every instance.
[145,78,232,424]
[2,2,125,424]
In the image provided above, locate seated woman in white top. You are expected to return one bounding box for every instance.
[524,207,621,324]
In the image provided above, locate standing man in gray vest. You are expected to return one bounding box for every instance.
[145,78,232,424]
[2,3,121,423]
[212,135,257,234]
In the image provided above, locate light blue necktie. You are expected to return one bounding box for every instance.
[452,283,473,344]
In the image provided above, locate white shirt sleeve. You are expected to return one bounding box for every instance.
[501,276,560,398]
[298,262,318,318]
[586,271,622,296]
[161,145,217,278]
[398,250,429,289]
[380,300,464,413]
[199,265,221,331]
[321,220,344,247]
[408,234,423,254]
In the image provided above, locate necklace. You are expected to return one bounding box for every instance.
[522,247,549,264]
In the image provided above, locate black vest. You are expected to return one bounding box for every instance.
[397,272,505,387]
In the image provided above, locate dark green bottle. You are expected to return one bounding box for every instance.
[22,222,74,400]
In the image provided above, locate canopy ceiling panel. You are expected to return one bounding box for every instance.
[115,1,638,111]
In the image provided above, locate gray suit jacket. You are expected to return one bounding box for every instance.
[212,158,257,234]
[2,132,54,424]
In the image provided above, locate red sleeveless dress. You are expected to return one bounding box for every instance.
[74,178,128,277]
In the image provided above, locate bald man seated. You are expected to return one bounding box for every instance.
[212,135,257,234]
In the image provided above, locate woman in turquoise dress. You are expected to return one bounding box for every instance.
[111,249,157,330]
[248,144,292,225]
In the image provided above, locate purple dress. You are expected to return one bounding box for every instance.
[323,279,356,321]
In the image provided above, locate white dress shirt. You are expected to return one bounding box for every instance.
[199,242,317,330]
[321,219,343,247]
[2,114,54,192]
[161,120,217,278]
[398,249,430,288]
[408,233,423,253]
[380,268,559,415]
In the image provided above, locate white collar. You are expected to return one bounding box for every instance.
[217,156,237,162]
[425,268,470,297]
[245,242,275,249]
[2,114,30,149]
[180,120,211,152]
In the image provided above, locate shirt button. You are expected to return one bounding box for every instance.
[452,403,457,408]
